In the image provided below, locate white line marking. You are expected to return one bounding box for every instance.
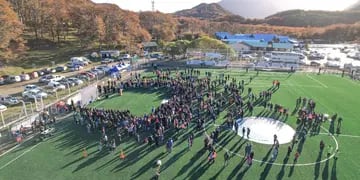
[93,101,105,108]
[209,123,339,166]
[0,135,37,158]
[317,132,360,138]
[0,143,41,170]
[306,74,328,88]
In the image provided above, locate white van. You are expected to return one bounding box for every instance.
[70,57,88,66]
[7,76,21,83]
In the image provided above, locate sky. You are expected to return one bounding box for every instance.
[91,0,358,14]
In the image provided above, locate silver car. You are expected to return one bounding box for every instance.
[0,96,20,105]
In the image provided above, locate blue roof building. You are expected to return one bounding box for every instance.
[216,32,295,52]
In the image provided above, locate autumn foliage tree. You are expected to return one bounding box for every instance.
[139,11,177,42]
[0,0,26,61]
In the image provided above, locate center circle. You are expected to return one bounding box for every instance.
[234,117,296,145]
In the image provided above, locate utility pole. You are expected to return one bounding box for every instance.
[152,0,155,12]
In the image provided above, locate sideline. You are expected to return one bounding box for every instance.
[0,142,41,170]
[0,113,73,169]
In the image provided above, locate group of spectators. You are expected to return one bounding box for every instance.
[73,67,341,175]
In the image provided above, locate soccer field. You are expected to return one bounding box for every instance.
[1,69,360,180]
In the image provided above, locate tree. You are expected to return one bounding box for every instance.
[163,40,191,59]
[176,40,191,58]
[191,36,236,59]
[139,12,176,42]
[0,0,26,61]
[164,42,180,60]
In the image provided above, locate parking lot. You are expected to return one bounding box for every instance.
[0,56,147,125]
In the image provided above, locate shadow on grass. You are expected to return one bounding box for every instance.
[260,157,274,180]
[260,147,273,166]
[176,149,205,177]
[322,159,330,180]
[130,152,166,179]
[228,157,246,179]
[314,151,323,180]
[331,158,337,180]
[276,155,289,180]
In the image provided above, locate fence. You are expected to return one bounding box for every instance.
[0,58,151,152]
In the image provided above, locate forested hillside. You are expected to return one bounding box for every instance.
[266,10,360,27]
[1,0,360,64]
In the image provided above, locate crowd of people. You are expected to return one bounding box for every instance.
[71,67,341,177]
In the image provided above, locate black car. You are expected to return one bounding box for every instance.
[37,70,45,76]
[56,66,67,72]
[43,68,57,75]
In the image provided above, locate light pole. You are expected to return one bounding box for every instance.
[32,95,38,111]
[40,95,44,111]
[0,108,6,127]
[19,100,28,117]
[66,82,71,95]
[29,102,34,114]
[55,90,59,101]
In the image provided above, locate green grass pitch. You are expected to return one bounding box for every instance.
[0,69,360,180]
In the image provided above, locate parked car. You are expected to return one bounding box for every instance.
[70,57,89,66]
[67,77,83,85]
[58,79,75,87]
[0,104,7,112]
[24,84,42,91]
[6,75,21,83]
[101,58,114,64]
[0,77,5,85]
[82,57,92,64]
[76,74,91,81]
[38,75,65,83]
[0,96,20,106]
[80,72,96,79]
[69,65,84,72]
[20,74,31,81]
[22,89,48,99]
[96,65,111,72]
[120,54,131,61]
[29,72,39,79]
[42,68,56,74]
[47,81,66,91]
[90,69,103,76]
[55,66,67,72]
[37,71,45,76]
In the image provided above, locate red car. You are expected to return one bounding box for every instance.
[79,72,96,79]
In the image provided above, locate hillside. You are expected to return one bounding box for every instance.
[265,10,360,27]
[2,0,360,72]
[174,3,241,20]
[219,0,280,19]
[347,1,360,10]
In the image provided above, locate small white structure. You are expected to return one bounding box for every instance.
[269,51,305,63]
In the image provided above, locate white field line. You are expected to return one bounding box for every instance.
[306,74,328,88]
[210,122,340,166]
[0,142,41,170]
[93,100,105,108]
[317,132,360,138]
[0,134,37,158]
